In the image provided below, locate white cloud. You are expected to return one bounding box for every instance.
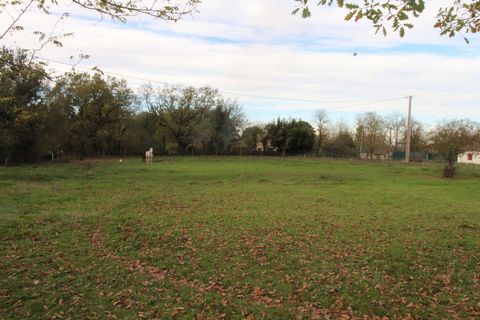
[1,0,479,124]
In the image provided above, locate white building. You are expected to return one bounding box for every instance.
[458,151,480,165]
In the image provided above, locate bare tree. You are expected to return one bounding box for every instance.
[313,109,329,156]
[408,119,427,152]
[330,119,351,137]
[385,112,406,157]
[356,112,385,158]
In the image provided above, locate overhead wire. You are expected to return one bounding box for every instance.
[36,55,410,105]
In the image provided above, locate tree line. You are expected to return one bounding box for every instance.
[1,47,253,164]
[1,47,479,177]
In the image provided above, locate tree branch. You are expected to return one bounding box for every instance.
[0,0,35,40]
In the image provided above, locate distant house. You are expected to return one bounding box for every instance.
[458,151,480,165]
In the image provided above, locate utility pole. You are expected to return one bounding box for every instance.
[405,95,412,162]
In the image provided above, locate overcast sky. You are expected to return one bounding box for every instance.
[2,0,480,126]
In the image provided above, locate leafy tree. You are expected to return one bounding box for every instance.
[430,119,479,178]
[191,98,245,155]
[207,100,245,155]
[0,47,48,166]
[324,131,357,157]
[142,85,217,153]
[126,111,167,155]
[49,71,134,157]
[265,119,315,156]
[293,0,480,42]
[241,125,266,153]
[264,119,289,156]
[37,95,70,160]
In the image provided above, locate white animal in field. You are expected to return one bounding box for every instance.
[145,147,153,164]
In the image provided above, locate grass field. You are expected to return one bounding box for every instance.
[1,157,479,319]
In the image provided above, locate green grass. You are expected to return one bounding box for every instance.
[1,157,479,319]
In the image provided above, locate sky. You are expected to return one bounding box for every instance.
[1,0,480,127]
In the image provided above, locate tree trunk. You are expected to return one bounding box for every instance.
[316,134,323,157]
[443,160,456,178]
[80,139,87,160]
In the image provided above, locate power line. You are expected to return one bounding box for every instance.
[220,91,408,103]
[36,56,409,104]
[37,56,178,87]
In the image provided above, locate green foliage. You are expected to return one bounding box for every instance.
[0,50,249,163]
[0,47,49,166]
[48,71,135,157]
[264,118,315,156]
[293,0,480,41]
[241,125,266,152]
[435,1,480,42]
[204,101,245,155]
[324,131,357,157]
[143,85,215,152]
[142,85,245,155]
[0,58,141,164]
